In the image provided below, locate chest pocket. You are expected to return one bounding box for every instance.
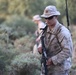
[47,35,62,57]
[51,37,61,51]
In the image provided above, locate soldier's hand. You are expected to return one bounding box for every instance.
[38,47,42,54]
[36,36,40,42]
[46,58,53,66]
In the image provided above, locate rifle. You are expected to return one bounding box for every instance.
[40,26,48,75]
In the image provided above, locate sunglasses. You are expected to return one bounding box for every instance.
[45,16,54,20]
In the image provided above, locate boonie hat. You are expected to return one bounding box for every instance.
[41,5,60,18]
[33,15,41,21]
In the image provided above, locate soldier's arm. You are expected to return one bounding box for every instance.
[51,30,73,65]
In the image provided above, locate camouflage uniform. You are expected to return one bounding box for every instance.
[41,21,73,75]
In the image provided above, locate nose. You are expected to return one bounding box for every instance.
[45,19,49,24]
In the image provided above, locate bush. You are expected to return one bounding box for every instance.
[11,52,41,75]
[14,35,35,53]
[0,46,20,75]
[0,59,5,71]
[2,15,36,39]
[0,45,19,65]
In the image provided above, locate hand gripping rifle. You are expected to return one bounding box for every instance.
[40,26,48,75]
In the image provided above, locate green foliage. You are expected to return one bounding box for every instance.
[2,15,36,40]
[0,46,18,74]
[0,24,12,44]
[0,0,8,23]
[14,35,35,53]
[56,0,66,23]
[68,0,76,24]
[0,59,5,75]
[0,0,56,19]
[24,0,56,18]
[11,52,41,75]
[0,0,8,13]
[56,0,76,25]
[0,0,76,24]
[0,46,18,65]
[0,59,5,71]
[0,18,6,24]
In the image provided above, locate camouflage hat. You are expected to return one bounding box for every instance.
[33,15,41,21]
[41,5,60,18]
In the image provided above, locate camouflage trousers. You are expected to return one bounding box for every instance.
[40,63,70,75]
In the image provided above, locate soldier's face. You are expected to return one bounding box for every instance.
[45,16,57,28]
[34,20,38,24]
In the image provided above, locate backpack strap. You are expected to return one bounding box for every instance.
[47,25,63,50]
[55,26,63,50]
